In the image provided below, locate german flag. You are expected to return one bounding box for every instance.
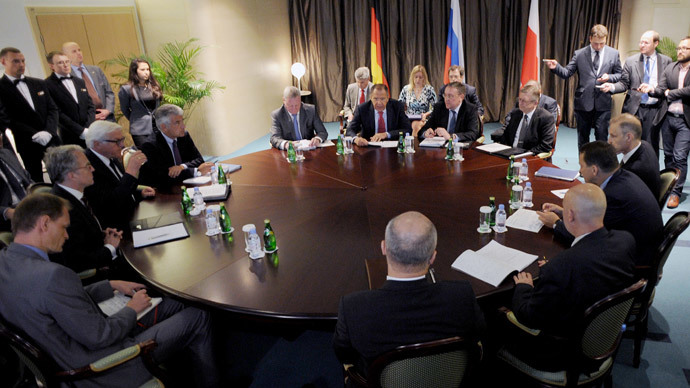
[370,0,389,91]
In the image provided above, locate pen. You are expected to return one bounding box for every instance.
[429,268,437,283]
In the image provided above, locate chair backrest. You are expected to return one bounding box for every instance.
[28,182,53,195]
[654,211,690,285]
[658,168,680,209]
[0,231,12,249]
[550,104,561,155]
[0,316,58,386]
[368,336,481,388]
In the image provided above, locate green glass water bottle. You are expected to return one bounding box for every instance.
[506,155,515,180]
[180,186,192,215]
[217,164,227,184]
[336,135,344,155]
[287,142,297,163]
[397,131,405,153]
[263,219,277,252]
[445,138,454,160]
[219,204,232,233]
[489,196,496,226]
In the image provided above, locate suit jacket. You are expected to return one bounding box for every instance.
[498,107,555,154]
[333,279,485,376]
[554,169,663,265]
[420,101,479,142]
[551,45,623,112]
[612,53,673,115]
[346,99,412,140]
[651,61,690,126]
[118,84,160,136]
[45,73,95,146]
[621,140,661,198]
[513,227,636,337]
[139,131,204,188]
[0,243,154,388]
[71,64,116,121]
[269,103,329,149]
[504,94,559,126]
[343,82,373,118]
[49,184,116,273]
[437,83,484,116]
[84,149,142,230]
[0,148,32,230]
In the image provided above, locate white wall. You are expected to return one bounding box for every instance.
[619,0,690,57]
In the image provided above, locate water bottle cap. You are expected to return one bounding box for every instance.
[499,204,505,210]
[405,133,410,137]
[522,158,527,163]
[206,208,212,214]
[249,227,256,233]
[194,187,200,192]
[526,182,532,187]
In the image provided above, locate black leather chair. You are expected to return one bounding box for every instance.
[658,168,680,210]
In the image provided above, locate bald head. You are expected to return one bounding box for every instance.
[562,183,606,236]
[384,211,437,271]
[639,31,660,56]
[61,42,83,67]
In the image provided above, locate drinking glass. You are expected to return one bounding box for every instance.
[479,206,492,233]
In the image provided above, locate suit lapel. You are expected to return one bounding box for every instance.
[1,75,34,112]
[585,46,596,74]
[51,74,78,107]
[636,54,645,82]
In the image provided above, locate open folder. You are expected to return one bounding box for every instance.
[131,212,189,248]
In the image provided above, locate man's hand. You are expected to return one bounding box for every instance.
[596,73,610,83]
[544,59,558,69]
[5,208,14,220]
[198,162,213,175]
[110,280,147,296]
[309,137,322,147]
[370,133,388,142]
[536,210,561,229]
[599,83,614,93]
[126,289,152,314]
[103,227,122,248]
[31,131,53,146]
[541,203,563,217]
[637,84,654,94]
[168,165,185,178]
[124,150,147,177]
[95,109,111,121]
[513,272,534,287]
[435,128,451,140]
[354,137,368,147]
[423,128,436,138]
[141,186,156,198]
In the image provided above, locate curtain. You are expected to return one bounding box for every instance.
[289,0,622,127]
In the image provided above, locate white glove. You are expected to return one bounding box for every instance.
[31,131,53,146]
[79,127,89,140]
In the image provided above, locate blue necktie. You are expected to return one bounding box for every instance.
[292,114,302,140]
[641,57,650,104]
[448,110,457,134]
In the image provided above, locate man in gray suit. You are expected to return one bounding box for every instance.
[269,86,328,150]
[63,42,116,122]
[0,134,32,231]
[602,30,673,155]
[343,67,373,122]
[545,24,623,148]
[0,193,219,388]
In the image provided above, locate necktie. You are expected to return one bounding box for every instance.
[59,76,72,80]
[12,78,25,86]
[292,114,302,140]
[76,67,103,109]
[0,159,26,200]
[448,110,457,134]
[359,89,365,104]
[172,140,182,165]
[109,159,122,180]
[377,111,386,133]
[514,115,528,148]
[641,56,651,104]
[81,196,102,229]
[593,50,600,74]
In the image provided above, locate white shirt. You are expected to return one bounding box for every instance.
[57,73,78,103]
[571,231,592,247]
[5,74,35,110]
[621,142,641,164]
[513,107,536,148]
[386,275,427,281]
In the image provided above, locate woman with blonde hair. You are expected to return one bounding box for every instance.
[398,65,436,136]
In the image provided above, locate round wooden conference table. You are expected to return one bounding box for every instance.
[122,143,579,322]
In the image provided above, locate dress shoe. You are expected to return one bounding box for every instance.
[667,194,680,209]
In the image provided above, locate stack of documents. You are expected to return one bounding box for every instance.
[368,140,399,148]
[505,208,544,233]
[451,240,538,287]
[419,137,447,147]
[98,291,162,320]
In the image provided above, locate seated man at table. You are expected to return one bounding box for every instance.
[607,113,660,197]
[139,104,213,188]
[0,193,219,388]
[420,82,479,143]
[269,86,328,150]
[85,120,155,230]
[503,80,559,126]
[437,65,484,118]
[333,211,485,381]
[346,84,412,146]
[495,82,555,154]
[508,183,636,371]
[538,141,662,265]
[343,67,373,122]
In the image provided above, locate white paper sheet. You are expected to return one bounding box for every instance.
[419,137,447,147]
[186,184,229,201]
[97,291,162,320]
[317,140,335,147]
[368,141,399,148]
[505,208,544,233]
[182,176,211,185]
[551,189,569,199]
[476,143,511,153]
[451,240,538,287]
[476,240,538,271]
[132,223,189,248]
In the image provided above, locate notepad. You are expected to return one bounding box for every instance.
[535,166,580,181]
[505,208,544,233]
[132,223,189,248]
[419,137,447,147]
[475,143,511,153]
[451,240,538,287]
[98,291,162,321]
[368,141,399,148]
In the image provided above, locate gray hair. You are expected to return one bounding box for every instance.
[354,67,370,80]
[44,145,85,184]
[154,104,184,128]
[85,120,122,148]
[384,211,437,267]
[283,86,301,99]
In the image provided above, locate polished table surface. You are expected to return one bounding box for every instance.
[123,144,579,321]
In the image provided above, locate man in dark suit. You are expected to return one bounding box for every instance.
[0,47,60,182]
[0,193,219,388]
[63,42,116,122]
[640,36,690,208]
[85,121,155,230]
[437,65,484,118]
[0,134,32,231]
[343,67,374,122]
[270,86,328,150]
[140,104,213,188]
[546,25,623,148]
[346,84,412,146]
[604,31,673,156]
[44,145,124,276]
[420,82,479,142]
[504,80,559,126]
[496,82,555,154]
[608,113,661,197]
[44,51,95,147]
[538,141,663,266]
[333,211,485,381]
[510,184,636,370]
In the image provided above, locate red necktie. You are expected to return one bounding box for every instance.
[377,111,386,133]
[359,89,365,104]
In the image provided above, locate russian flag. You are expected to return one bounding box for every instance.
[443,0,465,84]
[520,0,540,85]
[370,0,389,91]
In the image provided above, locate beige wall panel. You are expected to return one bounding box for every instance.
[619,0,690,57]
[35,14,91,73]
[83,13,142,66]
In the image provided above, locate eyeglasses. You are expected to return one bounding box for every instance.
[101,138,126,146]
[444,94,460,99]
[676,46,690,52]
[73,162,92,171]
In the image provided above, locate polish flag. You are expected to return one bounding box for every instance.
[520,0,539,86]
